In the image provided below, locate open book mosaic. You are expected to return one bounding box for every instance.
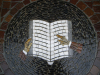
[4,0,97,75]
[28,20,72,65]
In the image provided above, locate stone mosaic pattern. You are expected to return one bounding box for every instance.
[0,0,100,75]
[3,0,97,75]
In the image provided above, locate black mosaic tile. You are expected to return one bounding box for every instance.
[3,0,97,75]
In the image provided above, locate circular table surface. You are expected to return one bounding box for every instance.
[4,0,97,75]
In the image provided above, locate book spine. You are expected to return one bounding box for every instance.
[49,23,51,62]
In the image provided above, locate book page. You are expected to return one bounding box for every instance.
[28,20,50,61]
[50,20,72,61]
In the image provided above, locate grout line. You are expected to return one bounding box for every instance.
[95,21,100,24]
[0,29,6,31]
[93,5,100,6]
[3,1,23,2]
[0,1,3,27]
[83,6,88,11]
[75,0,80,5]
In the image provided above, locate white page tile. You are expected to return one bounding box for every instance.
[64,51,68,55]
[58,30,62,33]
[35,41,38,43]
[54,21,57,24]
[35,48,38,51]
[43,50,46,54]
[60,27,63,30]
[54,50,58,54]
[55,54,59,58]
[43,54,48,58]
[47,55,50,59]
[33,44,37,47]
[57,21,61,23]
[34,20,39,23]
[51,55,54,59]
[51,48,54,51]
[55,43,59,46]
[51,25,54,29]
[33,51,36,54]
[59,49,63,52]
[56,28,59,31]
[51,44,54,47]
[39,52,42,56]
[36,38,38,40]
[59,52,64,56]
[43,47,46,50]
[46,23,49,26]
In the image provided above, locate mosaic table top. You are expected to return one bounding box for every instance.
[4,0,97,75]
